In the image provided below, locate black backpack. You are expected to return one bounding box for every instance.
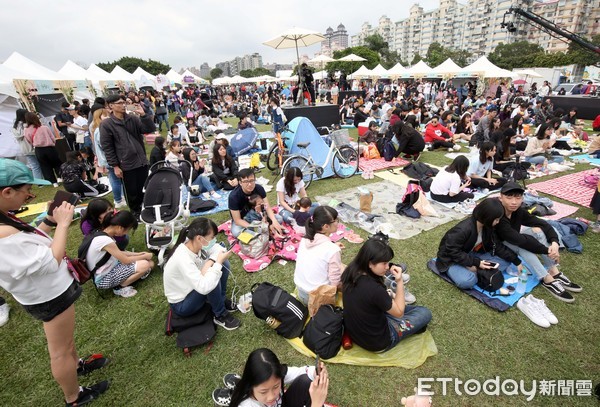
[165,304,215,357]
[476,268,504,292]
[402,162,438,179]
[251,282,308,339]
[189,199,218,213]
[302,305,344,360]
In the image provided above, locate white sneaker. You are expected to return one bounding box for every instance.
[202,192,211,199]
[113,286,137,298]
[517,297,550,328]
[528,295,558,325]
[52,183,59,188]
[211,192,221,199]
[402,273,410,284]
[448,148,454,152]
[0,303,10,327]
[404,287,416,304]
[453,144,462,151]
[115,200,127,209]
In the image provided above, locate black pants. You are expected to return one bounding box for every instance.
[469,176,507,190]
[430,191,474,203]
[281,374,313,407]
[431,140,454,150]
[64,179,99,197]
[35,146,62,183]
[0,296,5,306]
[122,165,149,214]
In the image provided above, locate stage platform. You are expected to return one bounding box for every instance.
[283,104,340,128]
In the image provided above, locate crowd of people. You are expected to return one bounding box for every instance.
[1,73,599,406]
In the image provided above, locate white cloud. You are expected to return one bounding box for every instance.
[0,0,440,71]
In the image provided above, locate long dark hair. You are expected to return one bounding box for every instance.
[165,217,217,263]
[304,205,338,241]
[472,198,504,228]
[14,109,28,129]
[479,141,495,164]
[536,123,550,140]
[341,238,394,291]
[511,114,523,133]
[80,198,113,233]
[283,167,302,198]
[100,210,138,231]
[229,348,287,407]
[211,143,233,170]
[500,129,516,160]
[445,155,469,178]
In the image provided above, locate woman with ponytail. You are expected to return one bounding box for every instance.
[293,206,344,305]
[86,210,154,298]
[163,217,241,330]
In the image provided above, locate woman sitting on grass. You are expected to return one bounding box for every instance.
[165,140,183,166]
[294,206,344,305]
[429,155,474,204]
[523,124,565,166]
[341,238,432,352]
[213,348,328,407]
[435,198,522,289]
[85,210,154,298]
[60,151,102,197]
[180,148,221,199]
[149,136,166,167]
[276,167,316,225]
[80,197,128,250]
[211,143,239,191]
[466,141,507,191]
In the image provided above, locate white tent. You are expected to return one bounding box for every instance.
[181,69,208,84]
[132,67,157,89]
[513,69,543,78]
[459,56,516,78]
[0,64,26,157]
[166,69,183,85]
[0,64,34,98]
[110,65,135,81]
[312,70,328,80]
[3,52,66,80]
[387,63,408,79]
[87,64,114,81]
[351,65,373,79]
[57,61,95,101]
[431,58,463,77]
[406,61,434,77]
[369,64,389,78]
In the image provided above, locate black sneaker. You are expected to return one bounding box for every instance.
[212,388,232,406]
[77,354,110,376]
[214,312,241,331]
[542,279,575,303]
[65,380,110,406]
[553,272,582,293]
[223,373,241,389]
[224,298,238,313]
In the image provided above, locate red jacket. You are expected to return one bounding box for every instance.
[424,123,453,143]
[593,114,600,130]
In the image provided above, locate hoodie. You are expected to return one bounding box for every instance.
[294,233,342,294]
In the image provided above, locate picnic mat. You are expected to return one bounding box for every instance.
[218,220,351,272]
[14,202,50,218]
[286,330,437,368]
[316,181,467,240]
[570,154,600,166]
[427,259,540,311]
[544,201,579,221]
[358,157,410,172]
[425,189,495,209]
[189,190,231,217]
[527,169,599,207]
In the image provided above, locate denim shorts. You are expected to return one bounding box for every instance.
[22,281,82,322]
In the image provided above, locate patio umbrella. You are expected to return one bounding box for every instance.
[338,54,368,83]
[308,55,336,80]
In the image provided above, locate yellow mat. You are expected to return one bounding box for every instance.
[286,331,437,368]
[374,164,445,188]
[15,202,49,218]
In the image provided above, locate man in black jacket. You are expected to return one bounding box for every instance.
[100,94,155,216]
[496,183,582,303]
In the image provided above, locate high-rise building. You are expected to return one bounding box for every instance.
[199,62,211,78]
[215,53,263,77]
[320,24,349,56]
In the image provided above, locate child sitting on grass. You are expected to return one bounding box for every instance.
[293,197,312,227]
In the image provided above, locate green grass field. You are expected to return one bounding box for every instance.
[0,115,598,406]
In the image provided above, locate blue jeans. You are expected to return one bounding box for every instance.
[243,210,263,223]
[524,155,564,165]
[107,167,124,203]
[383,305,432,351]
[156,114,169,131]
[192,174,214,193]
[446,252,515,289]
[170,260,231,318]
[279,203,318,224]
[25,154,43,180]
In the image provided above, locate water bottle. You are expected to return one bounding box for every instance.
[516,269,528,294]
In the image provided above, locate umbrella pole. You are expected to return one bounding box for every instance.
[295,40,305,106]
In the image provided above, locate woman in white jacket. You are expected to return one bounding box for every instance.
[163,217,240,330]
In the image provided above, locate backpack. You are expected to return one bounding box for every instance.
[302,305,344,360]
[476,268,504,292]
[402,162,439,179]
[69,231,112,284]
[383,139,397,161]
[395,182,422,219]
[251,282,308,339]
[189,199,218,213]
[502,163,529,182]
[165,304,215,357]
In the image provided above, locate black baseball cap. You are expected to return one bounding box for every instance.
[501,182,525,195]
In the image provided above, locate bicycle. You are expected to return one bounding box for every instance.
[280,129,359,189]
[266,125,293,172]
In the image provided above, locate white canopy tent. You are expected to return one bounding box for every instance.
[459,56,517,78]
[181,69,208,84]
[406,61,434,77]
[0,64,28,157]
[387,63,408,79]
[351,65,373,79]
[110,66,135,81]
[87,64,114,81]
[513,69,543,78]
[132,67,157,89]
[3,52,66,80]
[166,69,183,85]
[312,70,328,80]
[431,58,463,77]
[369,64,389,79]
[57,61,96,101]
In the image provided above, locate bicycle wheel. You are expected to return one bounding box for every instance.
[332,146,359,179]
[266,144,280,171]
[281,155,314,189]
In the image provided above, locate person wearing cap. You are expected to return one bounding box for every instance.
[100,94,155,217]
[496,182,582,303]
[0,159,110,405]
[55,101,75,150]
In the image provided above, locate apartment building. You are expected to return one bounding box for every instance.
[320,24,350,56]
[215,53,264,77]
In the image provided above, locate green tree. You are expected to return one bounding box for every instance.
[411,53,423,65]
[566,34,600,67]
[488,41,545,70]
[425,42,471,68]
[326,46,381,75]
[210,68,223,79]
[96,56,170,75]
[363,33,403,68]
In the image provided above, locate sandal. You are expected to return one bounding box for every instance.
[345,232,364,244]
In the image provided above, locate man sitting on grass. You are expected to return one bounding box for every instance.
[496,183,582,303]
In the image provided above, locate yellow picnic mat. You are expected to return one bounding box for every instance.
[14,202,48,218]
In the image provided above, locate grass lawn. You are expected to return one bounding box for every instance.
[0,114,598,406]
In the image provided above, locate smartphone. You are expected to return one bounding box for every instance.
[126,104,138,113]
[48,190,80,215]
[315,355,320,375]
[486,261,500,269]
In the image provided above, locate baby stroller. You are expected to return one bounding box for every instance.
[140,161,192,266]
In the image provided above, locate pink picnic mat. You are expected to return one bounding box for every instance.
[218,221,354,272]
[544,201,579,221]
[527,169,598,207]
[358,157,410,172]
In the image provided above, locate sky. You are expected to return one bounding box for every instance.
[0,0,441,72]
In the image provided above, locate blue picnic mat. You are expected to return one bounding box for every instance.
[570,154,600,165]
[188,190,231,216]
